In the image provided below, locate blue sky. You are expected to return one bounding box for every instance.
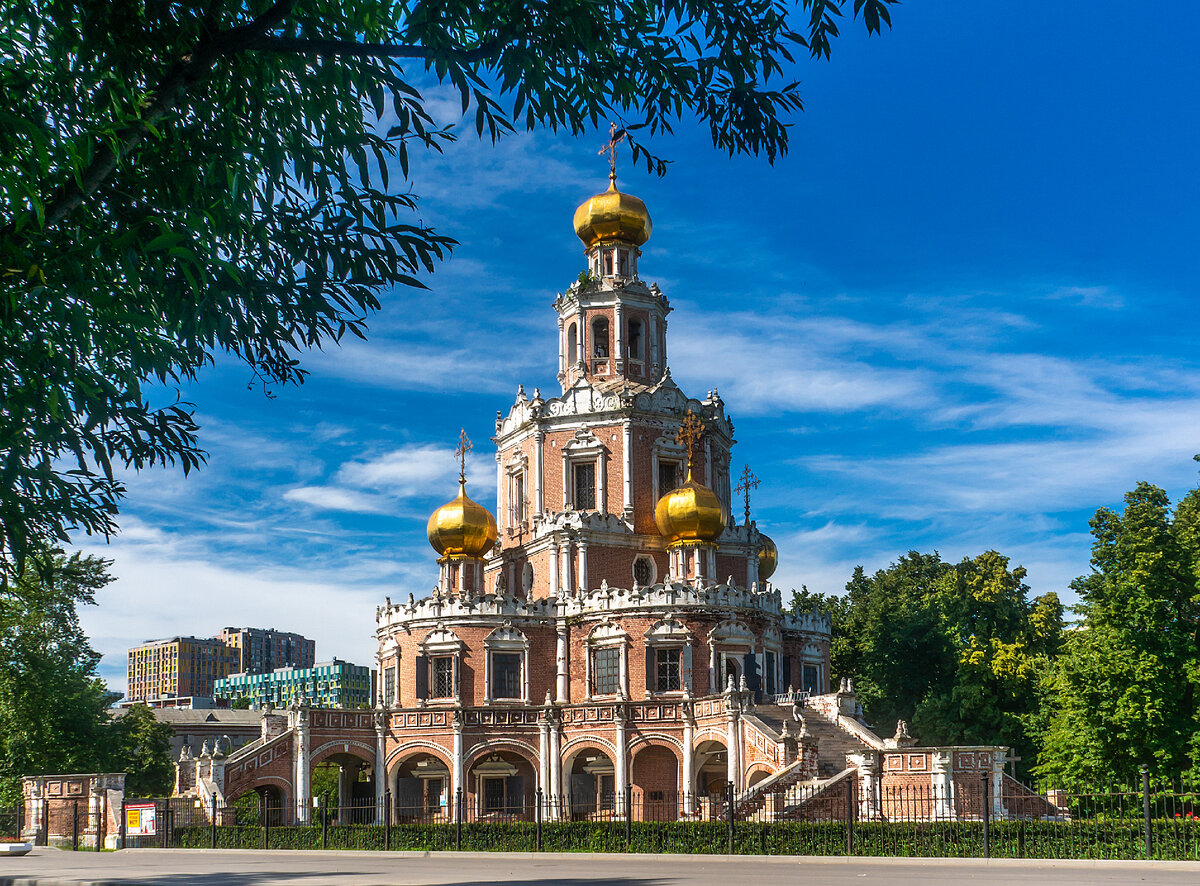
[82,1,1200,689]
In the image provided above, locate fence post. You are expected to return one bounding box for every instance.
[321,793,329,850]
[454,787,462,851]
[262,795,270,850]
[161,801,168,849]
[535,788,543,852]
[1141,764,1153,859]
[981,771,990,859]
[845,775,855,856]
[725,781,735,855]
[96,793,105,852]
[119,800,126,850]
[384,790,391,851]
[624,785,632,849]
[72,800,79,851]
[40,799,48,847]
[210,801,217,850]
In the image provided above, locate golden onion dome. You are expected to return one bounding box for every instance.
[758,533,778,581]
[573,174,652,249]
[426,478,497,559]
[654,474,727,544]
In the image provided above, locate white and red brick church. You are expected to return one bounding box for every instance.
[175,167,1053,824]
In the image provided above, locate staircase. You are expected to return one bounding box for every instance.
[750,704,878,776]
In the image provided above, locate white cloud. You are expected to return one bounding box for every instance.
[283,486,389,514]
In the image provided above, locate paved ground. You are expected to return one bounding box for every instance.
[0,849,1196,886]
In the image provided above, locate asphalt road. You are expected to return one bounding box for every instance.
[0,849,1195,886]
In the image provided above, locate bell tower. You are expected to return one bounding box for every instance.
[555,127,671,391]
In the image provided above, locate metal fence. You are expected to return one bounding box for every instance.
[123,770,1200,858]
[2,798,107,850]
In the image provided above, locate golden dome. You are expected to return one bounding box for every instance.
[573,174,652,249]
[654,474,727,544]
[427,479,497,559]
[758,533,778,581]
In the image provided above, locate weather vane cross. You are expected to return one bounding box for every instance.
[598,121,627,178]
[455,429,472,483]
[675,409,706,475]
[735,464,760,523]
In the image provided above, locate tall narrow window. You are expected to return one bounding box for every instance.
[658,461,678,497]
[432,656,455,698]
[491,653,522,699]
[617,250,629,276]
[574,462,596,510]
[801,664,820,696]
[567,323,578,365]
[656,648,681,692]
[628,320,643,360]
[764,651,776,696]
[508,472,526,524]
[383,666,396,705]
[592,317,609,357]
[592,647,620,695]
[604,250,614,275]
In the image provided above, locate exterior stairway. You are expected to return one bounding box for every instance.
[750,703,878,776]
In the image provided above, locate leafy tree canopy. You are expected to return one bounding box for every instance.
[796,550,1061,777]
[111,703,176,797]
[0,0,897,576]
[1034,479,1200,784]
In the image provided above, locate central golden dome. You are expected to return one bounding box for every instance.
[427,479,497,559]
[654,474,727,544]
[573,174,652,249]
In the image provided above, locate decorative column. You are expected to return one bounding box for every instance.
[535,431,546,514]
[614,706,628,804]
[577,542,589,593]
[549,717,563,817]
[621,420,634,518]
[848,752,880,820]
[726,706,739,789]
[597,450,608,514]
[452,713,465,814]
[561,542,573,593]
[294,707,310,823]
[496,451,504,531]
[990,749,1007,819]
[538,712,551,802]
[708,643,717,695]
[682,697,695,813]
[555,614,569,703]
[375,713,387,823]
[550,540,560,597]
[931,750,954,819]
[614,302,624,372]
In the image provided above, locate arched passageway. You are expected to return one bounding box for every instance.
[391,752,451,821]
[631,745,680,821]
[467,750,536,820]
[565,746,616,819]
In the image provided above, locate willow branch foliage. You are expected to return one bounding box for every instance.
[0,0,896,574]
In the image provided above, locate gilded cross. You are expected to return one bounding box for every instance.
[455,429,472,483]
[735,464,760,524]
[598,121,627,178]
[675,409,706,475]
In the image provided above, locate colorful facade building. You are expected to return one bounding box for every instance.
[175,171,1055,824]
[126,636,241,704]
[214,660,374,710]
[218,627,317,676]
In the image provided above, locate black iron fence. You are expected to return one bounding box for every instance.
[123,770,1200,859]
[1,798,107,850]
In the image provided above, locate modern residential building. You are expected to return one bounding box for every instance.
[217,627,316,675]
[125,637,241,704]
[213,659,373,709]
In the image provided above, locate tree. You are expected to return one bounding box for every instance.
[1034,480,1200,784]
[230,695,254,711]
[819,551,1060,777]
[111,703,175,797]
[0,0,897,576]
[0,548,117,802]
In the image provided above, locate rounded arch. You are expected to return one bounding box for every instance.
[561,734,618,759]
[385,741,453,771]
[567,322,578,365]
[309,739,377,769]
[464,738,540,769]
[630,743,681,820]
[628,734,683,756]
[746,765,774,788]
[692,728,726,749]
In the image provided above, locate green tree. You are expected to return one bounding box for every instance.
[230,695,254,711]
[0,0,897,575]
[0,549,116,802]
[1034,480,1200,784]
[822,551,1059,776]
[111,703,175,797]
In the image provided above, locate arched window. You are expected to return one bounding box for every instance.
[567,322,578,365]
[592,317,609,357]
[628,319,643,360]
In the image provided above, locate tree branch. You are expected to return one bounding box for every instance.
[248,35,505,64]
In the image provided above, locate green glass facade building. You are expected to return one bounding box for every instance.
[214,659,374,709]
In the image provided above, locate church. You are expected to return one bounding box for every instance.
[177,166,1053,825]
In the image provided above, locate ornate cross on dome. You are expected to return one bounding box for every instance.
[598,121,627,178]
[735,464,760,524]
[675,409,706,476]
[455,429,472,483]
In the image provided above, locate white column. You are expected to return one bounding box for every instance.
[475,561,483,596]
[496,452,503,531]
[578,542,588,593]
[747,536,759,588]
[621,420,633,517]
[535,432,545,514]
[661,318,668,368]
[375,718,386,823]
[649,314,658,369]
[452,721,465,813]
[576,303,586,368]
[597,450,608,514]
[539,718,550,801]
[615,711,628,801]
[618,643,628,699]
[550,541,560,597]
[726,711,738,788]
[549,722,563,812]
[556,616,569,703]
[561,542,572,593]
[562,452,570,507]
[931,751,953,819]
[682,714,695,813]
[614,302,624,371]
[295,710,310,823]
[557,317,566,382]
[709,643,717,693]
